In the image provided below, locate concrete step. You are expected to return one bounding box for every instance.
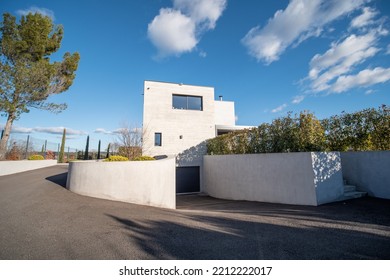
[344,184,356,193]
[342,191,367,200]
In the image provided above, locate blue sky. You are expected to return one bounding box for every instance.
[1,0,389,151]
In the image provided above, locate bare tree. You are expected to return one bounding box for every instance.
[114,122,144,160]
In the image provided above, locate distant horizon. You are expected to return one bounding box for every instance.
[1,0,389,151]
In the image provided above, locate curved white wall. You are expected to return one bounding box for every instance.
[66,157,176,209]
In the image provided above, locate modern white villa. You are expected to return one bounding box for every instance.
[63,80,388,210]
[142,80,250,193]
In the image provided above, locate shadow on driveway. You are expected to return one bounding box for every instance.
[106,195,390,260]
[45,172,68,188]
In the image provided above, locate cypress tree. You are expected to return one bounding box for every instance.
[58,128,66,163]
[97,140,101,159]
[84,135,89,160]
[106,143,110,158]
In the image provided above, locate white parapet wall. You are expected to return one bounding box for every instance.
[0,160,58,176]
[203,152,344,206]
[66,156,176,209]
[341,151,390,199]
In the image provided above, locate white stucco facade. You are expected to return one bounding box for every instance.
[142,80,246,165]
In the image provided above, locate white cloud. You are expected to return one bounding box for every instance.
[94,127,141,135]
[94,128,113,135]
[350,7,378,29]
[17,6,55,20]
[271,103,287,113]
[308,31,380,92]
[365,89,375,95]
[112,128,127,134]
[10,127,34,134]
[242,0,368,64]
[331,67,390,93]
[173,0,227,29]
[0,125,86,135]
[292,95,305,104]
[34,127,86,135]
[148,0,226,57]
[199,51,207,58]
[386,44,390,55]
[148,8,197,56]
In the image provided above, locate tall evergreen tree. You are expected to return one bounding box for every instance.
[58,128,66,163]
[97,140,101,160]
[0,12,80,159]
[106,143,110,158]
[84,135,89,160]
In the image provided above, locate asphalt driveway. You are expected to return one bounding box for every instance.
[0,165,389,259]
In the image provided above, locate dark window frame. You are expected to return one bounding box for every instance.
[172,94,203,111]
[154,132,162,146]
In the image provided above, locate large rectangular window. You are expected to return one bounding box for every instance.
[173,94,202,111]
[154,133,162,146]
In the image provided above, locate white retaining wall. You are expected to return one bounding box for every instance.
[203,152,344,206]
[0,160,58,176]
[66,157,176,209]
[341,151,390,199]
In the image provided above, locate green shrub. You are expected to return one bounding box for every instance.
[133,156,155,161]
[103,155,129,162]
[28,155,44,160]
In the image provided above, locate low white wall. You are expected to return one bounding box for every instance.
[341,151,390,199]
[0,160,58,176]
[203,152,344,206]
[66,157,176,209]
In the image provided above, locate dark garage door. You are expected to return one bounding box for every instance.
[176,166,200,193]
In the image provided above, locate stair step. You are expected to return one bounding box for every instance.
[343,191,367,199]
[344,184,356,193]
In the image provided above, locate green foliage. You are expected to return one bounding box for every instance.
[97,140,101,160]
[133,156,156,161]
[322,105,389,151]
[103,155,129,162]
[0,12,80,116]
[58,128,66,163]
[28,154,44,160]
[84,135,89,160]
[0,12,80,160]
[208,111,326,155]
[207,106,388,155]
[106,143,110,158]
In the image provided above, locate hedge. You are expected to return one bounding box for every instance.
[207,105,389,155]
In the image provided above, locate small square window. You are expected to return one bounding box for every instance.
[154,133,162,146]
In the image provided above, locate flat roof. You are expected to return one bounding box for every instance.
[144,80,214,89]
[215,125,255,131]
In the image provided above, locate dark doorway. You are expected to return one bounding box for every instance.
[176,166,200,193]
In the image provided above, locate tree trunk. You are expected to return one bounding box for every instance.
[0,114,14,160]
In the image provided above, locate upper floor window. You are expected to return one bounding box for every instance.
[172,94,203,111]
